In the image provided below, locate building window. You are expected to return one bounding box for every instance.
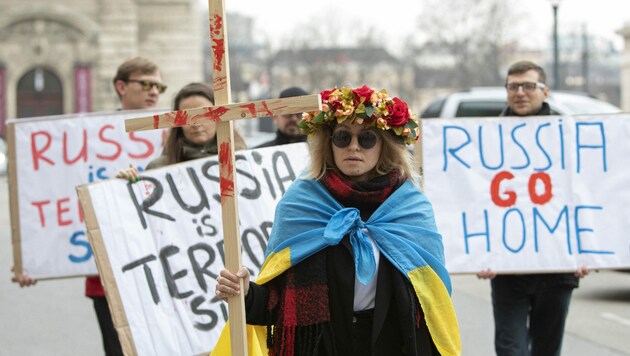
[17,67,63,118]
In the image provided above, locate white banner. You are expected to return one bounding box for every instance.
[423,114,630,274]
[78,143,309,356]
[9,110,166,279]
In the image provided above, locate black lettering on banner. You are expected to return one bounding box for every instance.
[121,254,160,304]
[236,153,262,200]
[260,221,273,242]
[215,295,229,321]
[190,296,219,331]
[193,214,218,238]
[241,227,268,269]
[252,151,276,199]
[273,151,296,195]
[160,245,194,299]
[201,160,222,203]
[188,242,217,292]
[215,240,226,266]
[128,176,175,229]
[166,168,209,214]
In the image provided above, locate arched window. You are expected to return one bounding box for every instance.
[17,67,63,118]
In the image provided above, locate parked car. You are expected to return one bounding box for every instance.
[420,87,621,118]
[0,137,6,176]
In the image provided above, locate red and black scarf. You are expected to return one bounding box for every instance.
[265,170,403,355]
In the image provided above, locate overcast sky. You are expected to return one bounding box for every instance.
[204,0,629,52]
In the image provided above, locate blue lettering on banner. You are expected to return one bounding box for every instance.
[576,122,607,173]
[68,230,93,263]
[440,119,605,174]
[460,205,613,256]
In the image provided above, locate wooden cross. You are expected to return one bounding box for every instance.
[124,0,321,353]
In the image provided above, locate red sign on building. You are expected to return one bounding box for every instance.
[74,65,92,113]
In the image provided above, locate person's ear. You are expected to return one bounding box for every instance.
[543,86,550,99]
[114,80,127,97]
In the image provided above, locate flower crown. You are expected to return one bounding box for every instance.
[298,85,420,145]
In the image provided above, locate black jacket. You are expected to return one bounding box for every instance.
[245,237,438,356]
[255,130,307,148]
[500,101,551,117]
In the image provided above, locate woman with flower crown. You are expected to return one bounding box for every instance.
[213,85,461,356]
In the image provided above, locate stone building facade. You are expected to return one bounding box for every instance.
[0,0,205,137]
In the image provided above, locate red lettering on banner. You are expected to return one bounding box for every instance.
[490,171,516,207]
[32,200,50,227]
[219,142,234,198]
[63,130,88,164]
[32,197,84,228]
[28,123,161,168]
[57,197,72,226]
[97,125,122,160]
[31,131,54,170]
[128,132,155,159]
[528,172,553,205]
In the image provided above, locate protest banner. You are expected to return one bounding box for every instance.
[76,142,309,356]
[7,110,166,279]
[422,114,630,274]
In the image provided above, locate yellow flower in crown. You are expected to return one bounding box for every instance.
[298,85,420,144]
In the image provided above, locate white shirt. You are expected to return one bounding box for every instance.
[353,230,380,311]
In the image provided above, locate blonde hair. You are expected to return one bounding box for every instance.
[305,124,416,181]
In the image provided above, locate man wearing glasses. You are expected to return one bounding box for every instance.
[256,86,309,148]
[91,56,166,355]
[478,60,588,356]
[112,56,167,110]
[501,61,550,117]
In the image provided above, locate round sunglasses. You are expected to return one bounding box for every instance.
[331,130,379,149]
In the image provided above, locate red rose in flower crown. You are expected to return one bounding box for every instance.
[386,97,410,127]
[352,85,374,106]
[298,85,420,144]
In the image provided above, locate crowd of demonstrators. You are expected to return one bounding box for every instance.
[10,55,596,356]
[215,85,461,356]
[477,60,589,356]
[255,86,309,148]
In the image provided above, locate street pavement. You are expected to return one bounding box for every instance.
[1,175,629,355]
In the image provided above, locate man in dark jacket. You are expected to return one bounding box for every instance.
[478,60,588,356]
[256,86,309,148]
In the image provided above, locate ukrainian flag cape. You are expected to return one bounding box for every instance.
[212,178,461,356]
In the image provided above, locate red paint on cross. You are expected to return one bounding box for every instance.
[153,114,160,129]
[219,141,234,198]
[260,101,274,116]
[170,110,189,127]
[240,103,257,117]
[210,15,225,72]
[213,76,227,92]
[191,106,229,123]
